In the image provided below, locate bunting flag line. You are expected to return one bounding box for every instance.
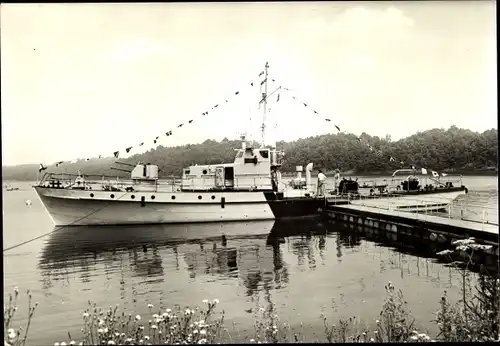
[278,87,344,136]
[277,82,449,177]
[45,69,267,169]
[39,164,47,173]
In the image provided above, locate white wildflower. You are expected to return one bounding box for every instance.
[82,312,89,318]
[250,339,255,343]
[185,309,191,315]
[369,338,374,342]
[98,319,104,326]
[452,238,475,246]
[411,335,418,341]
[97,328,104,334]
[193,329,199,334]
[436,249,453,256]
[456,245,470,251]
[14,287,19,294]
[135,315,141,321]
[70,342,76,346]
[152,313,159,319]
[202,299,209,304]
[54,343,60,346]
[200,329,207,335]
[152,325,158,329]
[213,299,219,304]
[147,303,154,309]
[198,339,207,344]
[107,341,115,345]
[8,329,16,339]
[144,336,150,341]
[166,308,172,313]
[424,335,431,341]
[61,343,67,346]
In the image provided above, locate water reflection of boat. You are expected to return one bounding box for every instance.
[39,220,275,269]
[39,220,291,289]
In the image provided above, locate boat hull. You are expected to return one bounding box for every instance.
[33,187,324,226]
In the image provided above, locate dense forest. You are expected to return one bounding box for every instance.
[3,126,497,181]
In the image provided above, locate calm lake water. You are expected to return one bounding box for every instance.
[3,176,498,345]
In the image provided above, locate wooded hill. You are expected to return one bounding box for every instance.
[3,126,497,181]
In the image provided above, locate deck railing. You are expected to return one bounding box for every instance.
[346,191,498,228]
[38,172,277,193]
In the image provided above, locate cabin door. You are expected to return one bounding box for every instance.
[215,167,225,187]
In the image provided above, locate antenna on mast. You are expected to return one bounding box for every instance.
[260,62,269,148]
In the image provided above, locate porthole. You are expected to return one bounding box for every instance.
[151,195,156,200]
[131,195,135,199]
[90,193,94,198]
[202,169,208,174]
[211,195,216,200]
[171,195,176,200]
[198,195,202,200]
[110,194,115,199]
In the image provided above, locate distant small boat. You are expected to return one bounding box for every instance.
[6,187,19,191]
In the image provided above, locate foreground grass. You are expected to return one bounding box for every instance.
[5,239,499,345]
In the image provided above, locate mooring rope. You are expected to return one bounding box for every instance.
[3,191,130,253]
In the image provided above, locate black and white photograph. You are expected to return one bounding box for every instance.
[2,1,498,345]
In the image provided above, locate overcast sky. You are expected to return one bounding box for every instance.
[1,1,496,166]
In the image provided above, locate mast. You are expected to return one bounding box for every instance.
[260,62,269,148]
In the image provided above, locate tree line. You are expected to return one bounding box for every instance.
[3,126,497,181]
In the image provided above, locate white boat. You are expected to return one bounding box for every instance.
[34,63,468,226]
[34,63,329,226]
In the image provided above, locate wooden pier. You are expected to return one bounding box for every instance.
[324,203,499,251]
